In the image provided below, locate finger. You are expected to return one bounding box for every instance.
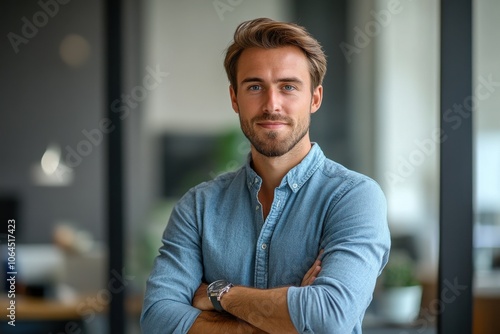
[307,265,321,284]
[311,264,321,278]
[302,260,319,282]
[302,263,322,286]
[317,249,324,260]
[301,250,325,286]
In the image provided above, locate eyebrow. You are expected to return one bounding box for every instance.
[240,77,304,86]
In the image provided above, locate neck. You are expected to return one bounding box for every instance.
[251,137,312,220]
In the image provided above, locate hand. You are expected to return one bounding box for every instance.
[192,282,214,311]
[301,250,323,286]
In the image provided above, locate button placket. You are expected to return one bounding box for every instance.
[253,188,289,288]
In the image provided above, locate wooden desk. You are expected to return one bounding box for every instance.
[473,271,500,334]
[0,294,143,320]
[1,296,87,334]
[1,296,82,321]
[474,295,500,334]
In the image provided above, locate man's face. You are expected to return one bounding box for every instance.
[230,46,323,157]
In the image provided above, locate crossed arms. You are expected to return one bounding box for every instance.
[188,253,322,334]
[141,178,390,334]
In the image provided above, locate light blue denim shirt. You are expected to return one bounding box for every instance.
[141,144,390,334]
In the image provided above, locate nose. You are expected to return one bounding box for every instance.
[263,88,281,113]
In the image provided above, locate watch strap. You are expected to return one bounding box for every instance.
[209,293,225,312]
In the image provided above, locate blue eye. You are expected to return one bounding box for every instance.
[249,85,261,91]
[283,85,295,91]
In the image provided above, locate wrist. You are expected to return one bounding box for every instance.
[219,285,236,311]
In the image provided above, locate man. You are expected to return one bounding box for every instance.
[141,18,390,333]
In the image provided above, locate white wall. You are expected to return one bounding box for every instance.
[373,0,440,270]
[474,0,500,132]
[143,0,292,135]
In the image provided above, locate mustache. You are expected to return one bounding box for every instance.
[252,114,292,123]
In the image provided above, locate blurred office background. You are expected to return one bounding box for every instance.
[0,0,498,333]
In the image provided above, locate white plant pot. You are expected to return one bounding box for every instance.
[379,285,423,324]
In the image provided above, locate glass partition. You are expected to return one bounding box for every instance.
[473,0,500,333]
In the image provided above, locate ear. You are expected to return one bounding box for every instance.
[310,85,323,114]
[229,85,239,113]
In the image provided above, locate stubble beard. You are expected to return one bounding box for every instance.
[240,113,310,157]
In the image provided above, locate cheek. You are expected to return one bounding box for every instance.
[237,98,259,113]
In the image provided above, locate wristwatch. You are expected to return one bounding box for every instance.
[207,280,233,312]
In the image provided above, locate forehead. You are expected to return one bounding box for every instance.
[236,46,310,83]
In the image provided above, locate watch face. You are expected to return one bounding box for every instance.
[208,280,230,293]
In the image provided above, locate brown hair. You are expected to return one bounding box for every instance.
[224,18,327,92]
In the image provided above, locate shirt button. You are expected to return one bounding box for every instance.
[255,205,260,211]
[254,177,259,183]
[292,183,298,189]
[261,243,267,250]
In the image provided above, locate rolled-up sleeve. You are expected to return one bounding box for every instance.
[140,191,203,333]
[287,179,390,334]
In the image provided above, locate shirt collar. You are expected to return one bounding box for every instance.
[245,143,325,193]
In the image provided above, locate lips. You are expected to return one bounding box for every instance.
[254,115,291,130]
[257,121,288,129]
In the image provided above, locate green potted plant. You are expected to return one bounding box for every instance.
[378,251,423,324]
